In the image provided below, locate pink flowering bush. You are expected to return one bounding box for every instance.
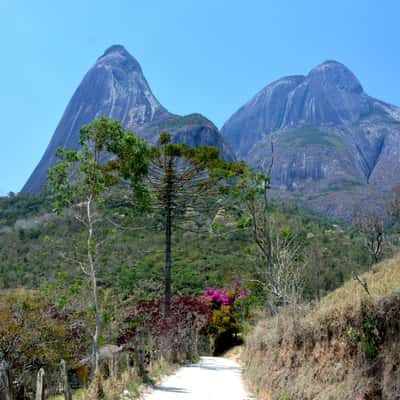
[202,284,248,354]
[203,287,247,307]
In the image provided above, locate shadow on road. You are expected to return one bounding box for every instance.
[152,386,190,394]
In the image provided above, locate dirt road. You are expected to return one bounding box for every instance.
[142,356,253,400]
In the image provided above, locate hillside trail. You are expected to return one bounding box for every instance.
[142,356,254,400]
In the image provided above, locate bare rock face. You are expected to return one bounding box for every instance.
[222,61,400,219]
[23,45,234,193]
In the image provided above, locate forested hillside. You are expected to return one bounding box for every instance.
[0,189,375,299]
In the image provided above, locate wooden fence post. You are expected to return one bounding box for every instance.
[108,356,114,379]
[35,368,45,400]
[60,360,72,400]
[124,352,130,372]
[137,327,145,378]
[0,360,12,400]
[109,354,120,379]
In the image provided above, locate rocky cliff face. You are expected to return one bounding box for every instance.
[23,45,234,193]
[222,61,400,219]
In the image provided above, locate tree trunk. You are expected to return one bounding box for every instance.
[87,196,101,377]
[164,204,172,317]
[164,163,174,318]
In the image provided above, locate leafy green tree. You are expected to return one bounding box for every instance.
[47,117,149,375]
[147,133,243,316]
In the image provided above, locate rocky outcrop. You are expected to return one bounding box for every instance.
[222,61,400,219]
[23,45,234,193]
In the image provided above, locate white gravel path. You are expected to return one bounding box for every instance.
[142,356,253,400]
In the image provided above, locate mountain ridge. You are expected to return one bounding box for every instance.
[222,60,400,219]
[22,48,400,220]
[22,45,234,193]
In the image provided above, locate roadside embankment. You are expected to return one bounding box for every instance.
[243,255,400,399]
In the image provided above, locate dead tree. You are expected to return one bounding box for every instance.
[353,210,384,264]
[236,146,304,313]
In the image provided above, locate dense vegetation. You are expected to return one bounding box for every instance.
[0,191,51,227]
[0,191,376,299]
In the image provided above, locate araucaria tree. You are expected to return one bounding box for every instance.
[47,117,149,375]
[147,133,242,316]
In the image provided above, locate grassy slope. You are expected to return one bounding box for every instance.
[315,255,400,317]
[244,255,400,400]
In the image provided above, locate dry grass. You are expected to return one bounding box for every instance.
[86,369,142,400]
[48,358,176,400]
[243,254,400,400]
[48,388,86,400]
[90,358,176,400]
[315,254,400,317]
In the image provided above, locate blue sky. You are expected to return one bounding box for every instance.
[0,0,399,194]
